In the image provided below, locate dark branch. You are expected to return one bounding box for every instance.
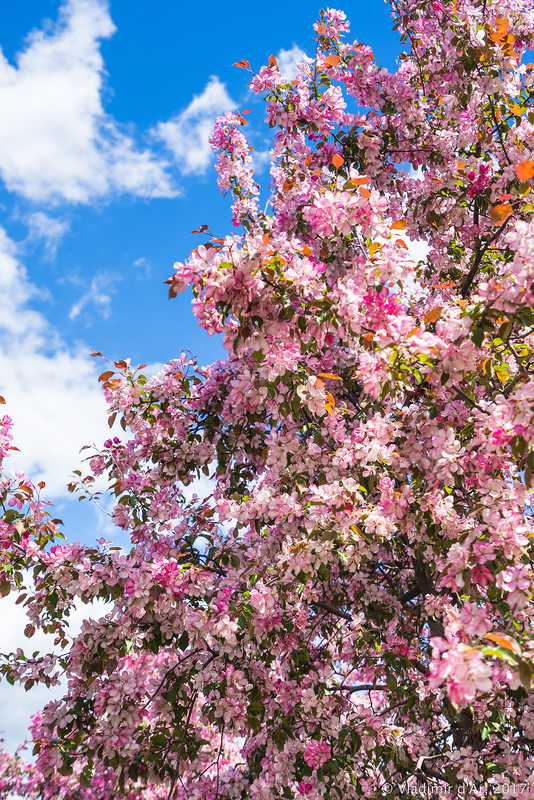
[314,601,352,621]
[460,217,511,297]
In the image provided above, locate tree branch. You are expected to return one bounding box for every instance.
[314,601,352,621]
[460,218,511,297]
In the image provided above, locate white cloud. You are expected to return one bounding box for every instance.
[0,0,176,203]
[0,226,110,496]
[0,590,110,754]
[276,44,307,80]
[68,269,119,320]
[26,211,70,260]
[154,76,237,175]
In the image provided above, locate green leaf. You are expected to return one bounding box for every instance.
[470,327,484,347]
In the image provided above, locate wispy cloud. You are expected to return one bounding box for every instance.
[133,256,151,278]
[68,269,119,321]
[26,211,70,259]
[153,76,236,175]
[0,0,176,204]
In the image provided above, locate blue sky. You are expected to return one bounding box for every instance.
[0,0,402,754]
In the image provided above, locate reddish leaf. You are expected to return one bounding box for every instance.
[424,307,443,325]
[233,59,250,69]
[90,351,103,358]
[98,371,114,382]
[391,219,407,230]
[268,55,278,70]
[0,396,5,404]
[490,203,513,224]
[484,632,522,656]
[332,154,344,168]
[38,481,46,489]
[190,224,209,234]
[324,54,340,67]
[515,160,534,181]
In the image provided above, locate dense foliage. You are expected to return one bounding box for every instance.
[2,0,534,796]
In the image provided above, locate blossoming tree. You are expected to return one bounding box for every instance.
[2,0,534,797]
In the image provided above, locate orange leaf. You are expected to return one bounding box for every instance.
[423,307,443,325]
[324,54,340,67]
[300,245,313,256]
[332,154,344,168]
[38,481,46,489]
[490,203,513,225]
[391,219,407,230]
[90,351,103,358]
[114,360,128,370]
[318,373,342,380]
[359,187,371,199]
[484,632,522,656]
[268,55,278,70]
[351,177,370,185]
[407,327,420,338]
[98,371,114,382]
[262,234,271,244]
[515,160,534,181]
[0,396,5,404]
[395,239,408,249]
[233,59,250,69]
[362,332,374,349]
[304,154,313,166]
[282,179,294,192]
